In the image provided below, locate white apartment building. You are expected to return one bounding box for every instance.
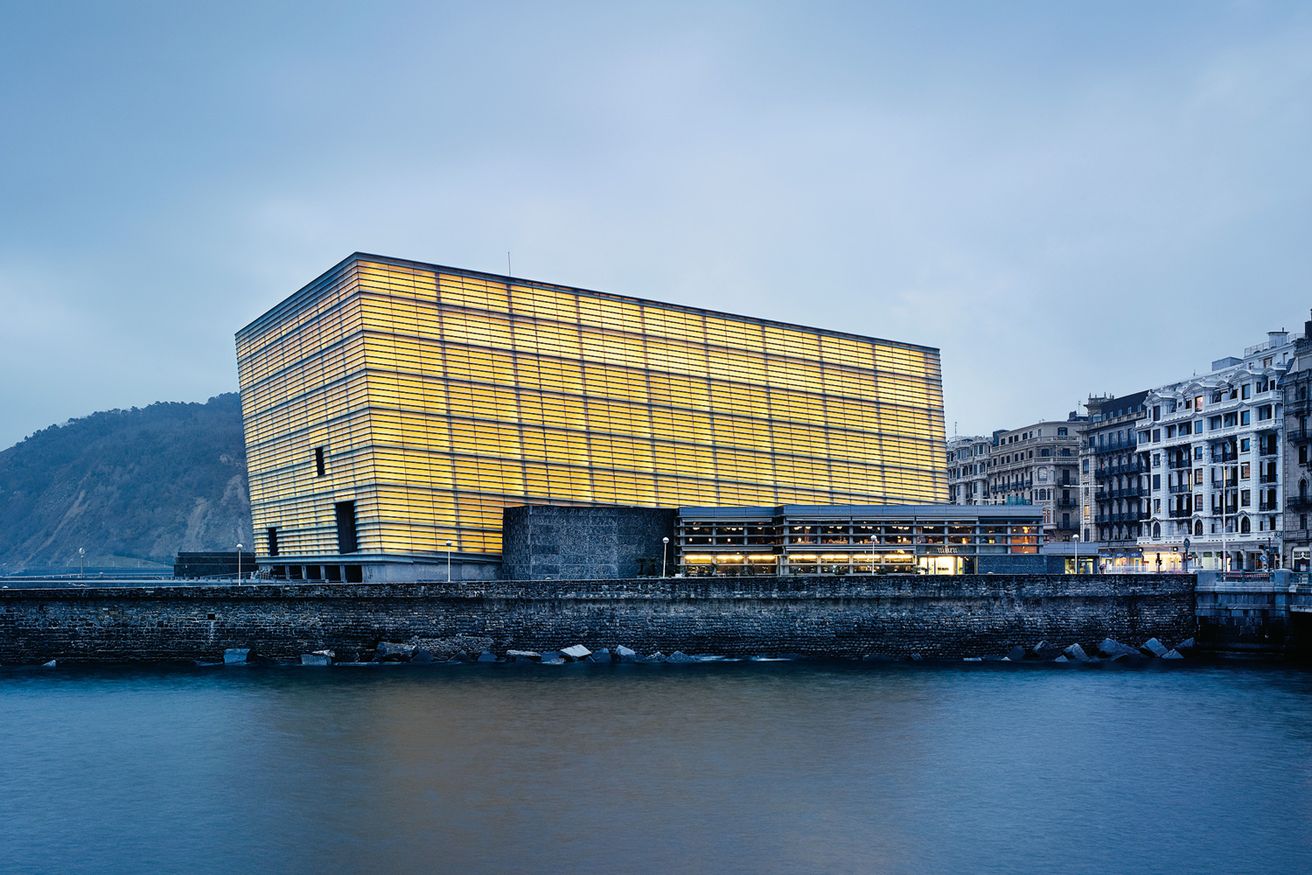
[1138,331,1296,572]
[947,435,991,504]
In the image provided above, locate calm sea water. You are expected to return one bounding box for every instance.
[2,661,1310,874]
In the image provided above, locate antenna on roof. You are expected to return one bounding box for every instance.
[507,251,513,276]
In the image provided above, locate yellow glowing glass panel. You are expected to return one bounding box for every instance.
[235,255,946,562]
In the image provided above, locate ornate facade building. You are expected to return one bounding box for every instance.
[1282,315,1312,570]
[1079,392,1148,570]
[986,419,1083,541]
[946,434,991,505]
[1138,331,1294,572]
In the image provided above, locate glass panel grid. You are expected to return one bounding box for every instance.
[236,257,947,559]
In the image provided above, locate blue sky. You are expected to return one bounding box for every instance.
[2,1,1311,448]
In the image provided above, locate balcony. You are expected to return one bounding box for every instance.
[1288,496,1312,512]
[1098,460,1149,477]
[1168,507,1193,519]
[1167,456,1192,470]
[1168,483,1192,494]
[1094,441,1137,455]
[1098,511,1146,524]
[1259,474,1279,485]
[1258,501,1278,512]
[1288,429,1311,444]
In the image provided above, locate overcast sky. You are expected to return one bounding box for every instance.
[2,1,1311,449]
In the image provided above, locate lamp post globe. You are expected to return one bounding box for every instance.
[661,536,670,578]
[236,543,243,583]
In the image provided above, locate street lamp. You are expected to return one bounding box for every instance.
[446,541,453,582]
[78,547,85,581]
[236,543,243,583]
[1073,534,1080,575]
[662,536,670,578]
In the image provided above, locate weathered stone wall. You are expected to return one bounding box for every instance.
[1194,571,1305,654]
[501,505,675,580]
[0,574,1194,663]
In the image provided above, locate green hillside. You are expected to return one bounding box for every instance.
[0,394,250,572]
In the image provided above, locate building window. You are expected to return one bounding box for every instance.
[267,527,279,558]
[334,501,359,554]
[315,446,326,477]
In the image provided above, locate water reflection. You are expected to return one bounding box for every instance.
[2,663,1310,874]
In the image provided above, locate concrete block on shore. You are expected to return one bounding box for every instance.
[1140,638,1169,658]
[376,642,416,661]
[1162,649,1185,660]
[561,644,592,660]
[223,648,250,665]
[1063,643,1091,662]
[300,652,332,666]
[540,651,566,665]
[665,651,696,663]
[1098,638,1140,658]
[506,650,541,663]
[614,645,638,662]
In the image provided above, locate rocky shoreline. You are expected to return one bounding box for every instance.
[127,634,1205,670]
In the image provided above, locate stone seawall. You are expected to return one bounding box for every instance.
[0,574,1196,664]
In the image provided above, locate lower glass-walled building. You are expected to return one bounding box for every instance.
[676,504,1042,576]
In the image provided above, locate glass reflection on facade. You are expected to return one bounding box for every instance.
[236,253,947,578]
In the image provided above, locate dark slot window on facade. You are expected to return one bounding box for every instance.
[267,527,279,558]
[315,447,326,477]
[335,501,359,554]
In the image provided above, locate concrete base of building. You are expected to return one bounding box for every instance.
[259,553,501,584]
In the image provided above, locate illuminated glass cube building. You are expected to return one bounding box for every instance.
[235,253,948,581]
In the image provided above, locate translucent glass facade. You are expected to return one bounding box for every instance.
[236,253,947,569]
